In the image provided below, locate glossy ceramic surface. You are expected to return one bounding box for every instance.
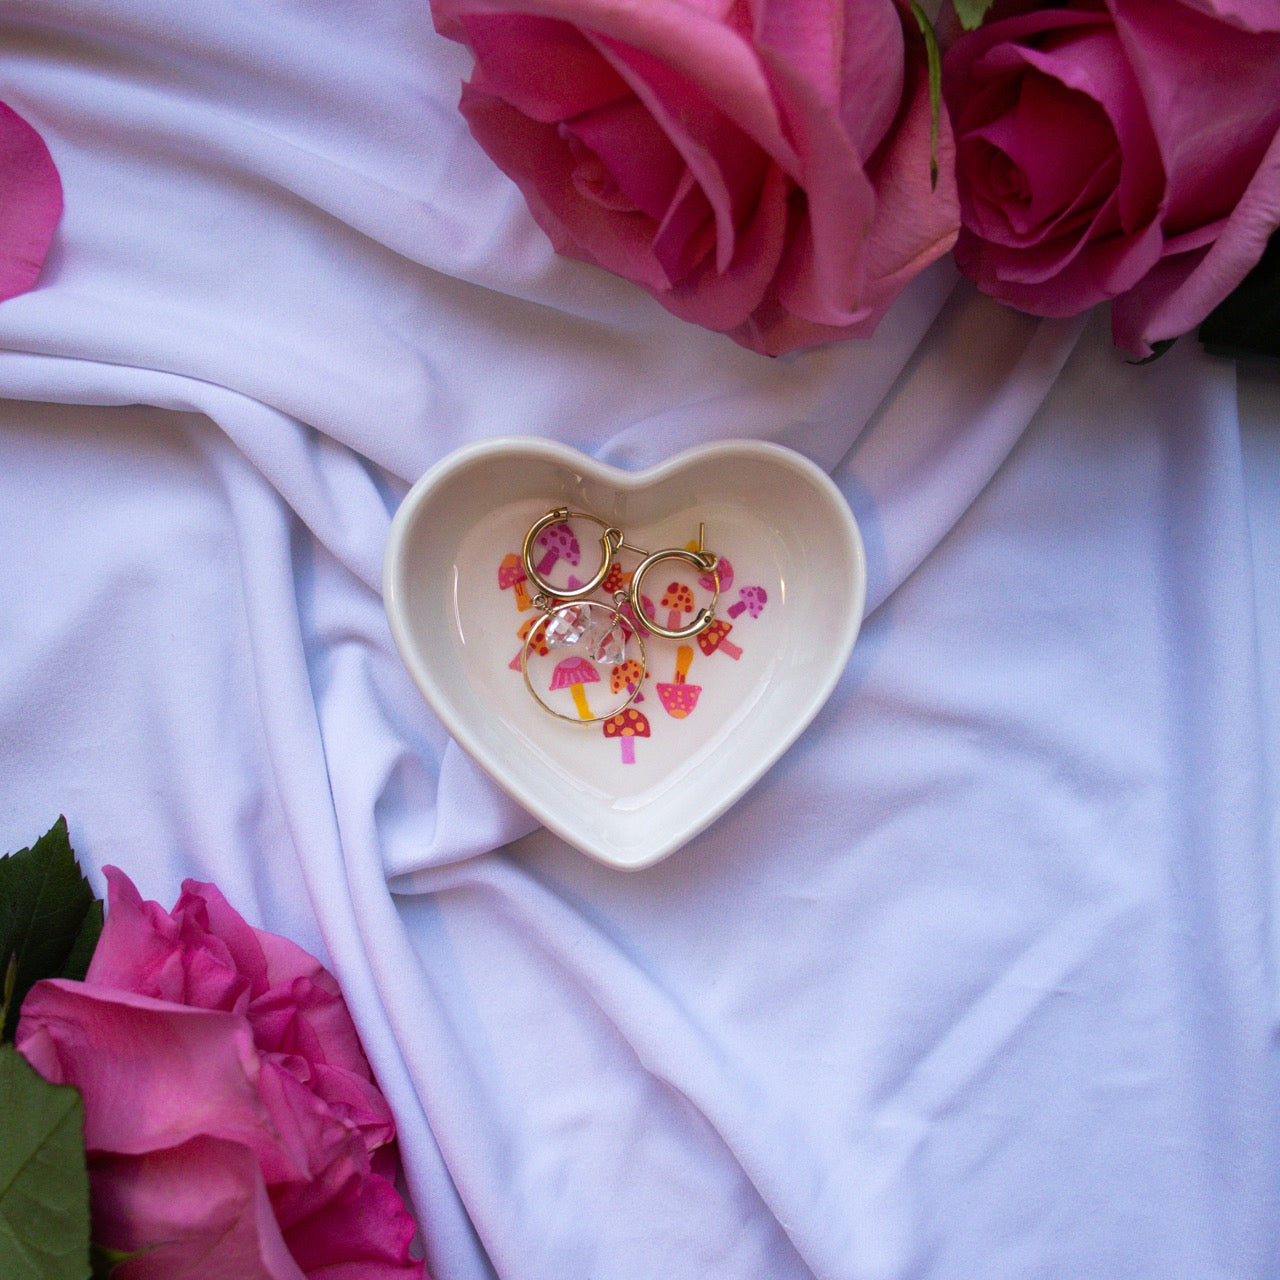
[383,438,866,869]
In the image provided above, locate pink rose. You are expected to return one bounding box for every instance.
[16,868,424,1280]
[0,101,62,301]
[431,0,959,355]
[942,0,1280,356]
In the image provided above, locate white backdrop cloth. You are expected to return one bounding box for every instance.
[2,3,1279,1278]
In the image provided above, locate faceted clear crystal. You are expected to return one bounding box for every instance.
[590,621,627,667]
[541,603,627,665]
[544,605,589,648]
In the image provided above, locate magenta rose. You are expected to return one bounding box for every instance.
[431,0,960,356]
[942,0,1280,356]
[16,868,424,1280]
[0,101,62,301]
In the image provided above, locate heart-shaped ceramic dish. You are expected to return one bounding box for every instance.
[383,437,866,870]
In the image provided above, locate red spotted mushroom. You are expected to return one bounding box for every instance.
[602,707,650,764]
[610,657,645,703]
[549,655,599,720]
[498,553,530,611]
[728,585,768,620]
[509,614,551,670]
[697,618,742,661]
[535,521,580,579]
[601,562,632,596]
[661,581,695,632]
[657,645,701,719]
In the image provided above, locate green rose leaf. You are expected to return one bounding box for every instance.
[1198,229,1280,361]
[952,0,998,30]
[0,1043,91,1280]
[0,818,103,1043]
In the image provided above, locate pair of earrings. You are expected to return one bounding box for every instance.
[517,507,720,724]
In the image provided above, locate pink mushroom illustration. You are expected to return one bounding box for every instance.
[661,581,695,631]
[509,614,551,670]
[610,657,645,703]
[657,645,701,719]
[728,585,768,620]
[700,555,732,594]
[618,595,655,636]
[603,707,650,764]
[550,655,599,720]
[697,618,742,661]
[498,552,530,611]
[535,521,580,579]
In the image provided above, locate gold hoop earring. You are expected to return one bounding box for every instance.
[518,508,644,724]
[521,508,622,602]
[627,546,720,641]
[520,600,647,723]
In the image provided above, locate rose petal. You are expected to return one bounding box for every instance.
[0,101,61,302]
[255,1057,368,1218]
[249,972,374,1081]
[754,45,876,326]
[92,1138,304,1280]
[587,32,771,275]
[1112,125,1280,354]
[282,1167,422,1280]
[16,980,276,1160]
[560,96,686,221]
[438,0,798,168]
[850,46,961,318]
[1161,0,1280,36]
[460,13,629,122]
[753,0,904,157]
[661,161,791,335]
[972,76,1118,239]
[460,83,672,291]
[651,167,717,282]
[1112,0,1280,230]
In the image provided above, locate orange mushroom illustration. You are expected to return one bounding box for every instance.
[498,552,530,611]
[602,707,650,764]
[661,581,696,631]
[509,614,551,670]
[657,645,701,719]
[610,657,645,703]
[550,655,599,720]
[697,618,742,661]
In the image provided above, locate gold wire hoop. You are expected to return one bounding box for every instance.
[521,508,623,602]
[520,601,648,724]
[628,548,720,640]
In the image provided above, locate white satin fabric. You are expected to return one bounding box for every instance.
[1,3,1278,1277]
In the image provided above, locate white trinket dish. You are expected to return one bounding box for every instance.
[383,437,866,870]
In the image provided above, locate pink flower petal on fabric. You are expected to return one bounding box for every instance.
[0,102,61,302]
